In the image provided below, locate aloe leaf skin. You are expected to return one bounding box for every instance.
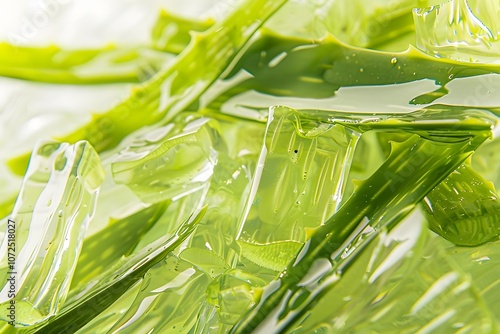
[423,162,500,246]
[6,0,287,177]
[31,206,206,334]
[229,105,496,333]
[0,44,171,85]
[221,31,500,100]
[0,140,104,327]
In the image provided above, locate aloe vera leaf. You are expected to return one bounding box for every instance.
[217,30,500,102]
[0,140,105,327]
[151,9,213,54]
[293,216,497,333]
[422,162,500,246]
[0,43,171,84]
[229,106,496,333]
[180,248,229,279]
[32,205,206,334]
[70,201,169,291]
[6,0,287,177]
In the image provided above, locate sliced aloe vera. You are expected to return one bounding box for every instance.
[0,140,105,327]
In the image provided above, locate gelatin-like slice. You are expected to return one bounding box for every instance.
[237,106,359,245]
[0,140,104,326]
[111,117,219,204]
[414,0,500,62]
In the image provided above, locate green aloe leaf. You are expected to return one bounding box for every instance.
[0,43,171,84]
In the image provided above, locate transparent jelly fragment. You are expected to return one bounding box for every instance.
[0,140,104,326]
[414,0,500,63]
[237,106,359,245]
[111,116,219,204]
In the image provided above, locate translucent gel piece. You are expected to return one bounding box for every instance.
[414,0,500,63]
[0,140,104,326]
[237,106,359,244]
[111,116,219,204]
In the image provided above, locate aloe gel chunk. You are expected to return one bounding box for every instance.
[0,140,104,326]
[237,106,359,245]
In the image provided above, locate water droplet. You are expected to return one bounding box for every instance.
[390,57,398,65]
[359,68,364,73]
[58,210,63,218]
[448,74,454,80]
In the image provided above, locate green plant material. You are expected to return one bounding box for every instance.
[32,206,206,333]
[151,10,213,54]
[230,105,496,333]
[6,0,287,177]
[293,217,497,333]
[0,43,171,84]
[0,140,105,327]
[422,162,500,246]
[70,201,170,291]
[211,29,500,106]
